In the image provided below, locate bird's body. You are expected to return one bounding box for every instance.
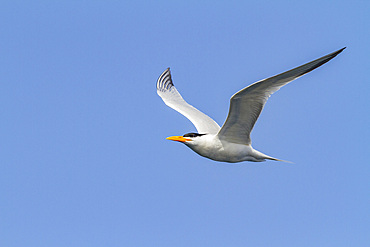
[182,134,276,163]
[157,48,345,163]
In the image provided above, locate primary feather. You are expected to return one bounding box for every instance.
[156,68,221,134]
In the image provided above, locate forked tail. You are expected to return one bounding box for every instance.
[253,149,294,163]
[265,156,294,164]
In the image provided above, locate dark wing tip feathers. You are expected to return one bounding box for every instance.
[157,67,174,91]
[332,47,346,57]
[296,47,346,78]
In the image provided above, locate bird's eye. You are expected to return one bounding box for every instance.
[183,133,206,138]
[183,133,196,138]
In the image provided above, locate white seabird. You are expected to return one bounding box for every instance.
[157,48,345,163]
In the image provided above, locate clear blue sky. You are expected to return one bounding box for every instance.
[1,1,369,246]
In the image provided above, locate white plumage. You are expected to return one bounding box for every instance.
[157,48,345,163]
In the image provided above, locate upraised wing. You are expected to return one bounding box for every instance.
[218,47,346,145]
[157,68,221,134]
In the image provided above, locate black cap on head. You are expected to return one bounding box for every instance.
[183,133,206,138]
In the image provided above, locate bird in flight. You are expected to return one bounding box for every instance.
[157,48,345,163]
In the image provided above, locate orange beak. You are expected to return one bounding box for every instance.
[166,136,192,142]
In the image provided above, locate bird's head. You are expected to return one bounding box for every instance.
[166,133,206,145]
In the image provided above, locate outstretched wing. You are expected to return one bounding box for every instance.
[218,47,346,145]
[157,68,221,134]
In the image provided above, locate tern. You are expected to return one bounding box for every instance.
[157,48,345,163]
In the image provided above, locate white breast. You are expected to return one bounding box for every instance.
[185,135,259,163]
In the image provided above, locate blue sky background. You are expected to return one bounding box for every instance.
[1,1,369,246]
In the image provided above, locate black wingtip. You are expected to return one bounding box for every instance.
[327,47,346,60]
[335,47,346,54]
[288,47,346,78]
[157,67,174,91]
